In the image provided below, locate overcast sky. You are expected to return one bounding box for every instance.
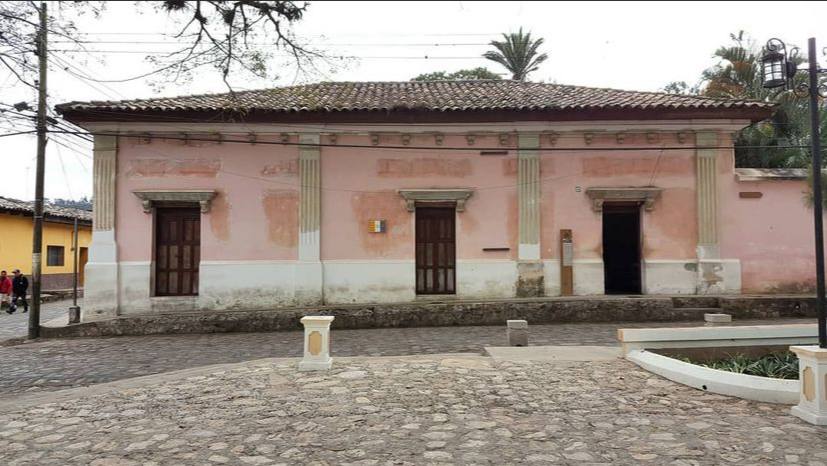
[3,1,827,202]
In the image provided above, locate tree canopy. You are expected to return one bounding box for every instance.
[411,67,501,81]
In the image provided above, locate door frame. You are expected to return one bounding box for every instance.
[601,201,643,295]
[414,204,457,295]
[152,206,201,297]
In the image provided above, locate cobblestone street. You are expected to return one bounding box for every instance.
[0,316,811,395]
[1,354,826,465]
[0,299,74,340]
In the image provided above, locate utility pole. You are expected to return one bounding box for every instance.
[28,1,47,340]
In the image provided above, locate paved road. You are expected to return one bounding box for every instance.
[0,316,811,395]
[0,299,74,340]
[1,354,824,465]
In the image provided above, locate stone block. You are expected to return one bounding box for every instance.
[704,313,732,325]
[507,319,528,347]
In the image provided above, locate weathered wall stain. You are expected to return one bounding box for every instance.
[261,159,299,177]
[126,159,221,178]
[582,156,692,177]
[377,158,472,177]
[209,192,230,242]
[262,190,299,247]
[350,191,411,257]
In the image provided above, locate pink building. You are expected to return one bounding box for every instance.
[56,81,815,322]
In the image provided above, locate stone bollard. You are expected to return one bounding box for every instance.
[704,313,732,326]
[789,345,827,425]
[507,320,528,347]
[68,306,80,324]
[299,316,334,371]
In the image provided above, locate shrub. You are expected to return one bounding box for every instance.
[680,352,799,380]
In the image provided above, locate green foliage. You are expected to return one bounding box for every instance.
[483,28,548,81]
[665,31,827,169]
[680,352,799,379]
[411,67,501,82]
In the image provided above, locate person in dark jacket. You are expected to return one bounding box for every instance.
[8,269,28,314]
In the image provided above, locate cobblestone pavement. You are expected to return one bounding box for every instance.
[1,354,825,465]
[0,317,811,396]
[0,299,75,339]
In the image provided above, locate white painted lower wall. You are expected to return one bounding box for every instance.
[573,259,604,295]
[456,260,517,299]
[643,259,697,294]
[323,260,416,304]
[543,260,561,296]
[199,261,298,311]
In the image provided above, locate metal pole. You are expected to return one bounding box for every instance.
[72,217,78,307]
[28,2,47,340]
[807,37,827,348]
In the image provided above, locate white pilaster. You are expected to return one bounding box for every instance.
[516,133,544,297]
[83,135,120,321]
[297,134,323,303]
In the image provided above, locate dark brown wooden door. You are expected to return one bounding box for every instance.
[155,207,200,296]
[416,207,456,294]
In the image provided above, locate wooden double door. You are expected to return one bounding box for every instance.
[415,207,456,295]
[155,207,200,296]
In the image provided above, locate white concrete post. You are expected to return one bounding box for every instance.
[790,345,827,425]
[299,316,334,371]
[507,319,528,346]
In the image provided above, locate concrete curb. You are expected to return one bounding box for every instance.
[626,349,799,404]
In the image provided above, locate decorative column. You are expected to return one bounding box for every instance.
[695,131,737,294]
[295,134,324,304]
[83,135,119,321]
[516,133,544,297]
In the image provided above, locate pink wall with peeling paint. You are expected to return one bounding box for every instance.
[320,133,517,261]
[114,129,824,295]
[539,132,697,260]
[116,136,300,262]
[719,156,820,293]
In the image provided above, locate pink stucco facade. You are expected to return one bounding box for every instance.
[93,123,821,317]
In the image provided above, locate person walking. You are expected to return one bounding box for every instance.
[9,269,28,314]
[0,271,11,310]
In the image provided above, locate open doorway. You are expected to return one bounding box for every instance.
[602,203,642,294]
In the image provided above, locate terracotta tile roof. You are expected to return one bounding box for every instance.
[56,81,773,116]
[0,196,92,224]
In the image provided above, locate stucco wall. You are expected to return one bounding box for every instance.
[0,213,91,289]
[720,165,819,294]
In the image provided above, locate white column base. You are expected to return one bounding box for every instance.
[696,259,741,294]
[790,345,827,425]
[81,262,119,321]
[294,261,323,305]
[299,316,334,371]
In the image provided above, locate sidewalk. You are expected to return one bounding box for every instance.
[0,299,75,340]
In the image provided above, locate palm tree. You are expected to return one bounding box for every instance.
[483,28,548,81]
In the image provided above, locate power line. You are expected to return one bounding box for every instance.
[0,130,37,138]
[50,50,490,59]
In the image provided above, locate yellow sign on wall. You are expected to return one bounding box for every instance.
[367,220,386,233]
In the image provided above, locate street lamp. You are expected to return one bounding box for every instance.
[761,37,827,348]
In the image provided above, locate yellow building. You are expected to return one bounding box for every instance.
[0,197,92,290]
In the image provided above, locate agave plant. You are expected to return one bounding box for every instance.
[483,28,548,81]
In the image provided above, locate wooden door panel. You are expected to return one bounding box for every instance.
[415,207,456,295]
[155,208,200,296]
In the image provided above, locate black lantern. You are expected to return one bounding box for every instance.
[761,38,798,89]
